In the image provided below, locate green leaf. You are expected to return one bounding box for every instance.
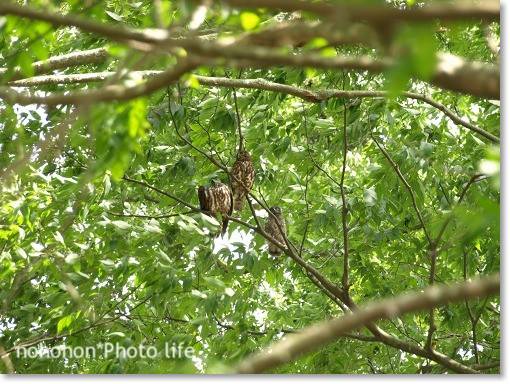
[105,10,123,21]
[240,12,260,31]
[17,52,34,77]
[57,314,74,333]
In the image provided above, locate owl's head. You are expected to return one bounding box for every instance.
[237,149,251,161]
[269,206,282,216]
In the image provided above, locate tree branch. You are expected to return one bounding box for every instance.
[0,344,14,373]
[424,173,487,350]
[340,93,349,291]
[106,210,192,219]
[0,3,166,45]
[463,250,479,364]
[0,2,499,98]
[472,361,499,371]
[434,174,487,246]
[372,136,432,244]
[0,48,109,81]
[231,79,244,152]
[122,175,200,213]
[371,135,441,350]
[222,0,500,24]
[0,58,199,106]
[235,274,500,373]
[6,72,498,142]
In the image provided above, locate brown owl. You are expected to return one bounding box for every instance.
[230,149,255,211]
[198,181,233,236]
[264,206,286,256]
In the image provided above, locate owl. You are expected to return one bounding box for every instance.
[264,206,286,256]
[230,149,255,211]
[198,181,233,236]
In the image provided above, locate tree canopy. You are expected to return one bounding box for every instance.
[0,0,500,374]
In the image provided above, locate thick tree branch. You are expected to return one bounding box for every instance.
[1,53,499,103]
[222,0,500,24]
[180,42,499,99]
[0,59,199,105]
[8,70,161,86]
[472,361,500,371]
[0,48,109,82]
[461,247,491,368]
[340,292,479,374]
[432,53,499,100]
[181,75,500,141]
[0,2,499,98]
[0,3,166,45]
[235,274,499,373]
[463,250,479,364]
[1,1,499,47]
[237,21,377,49]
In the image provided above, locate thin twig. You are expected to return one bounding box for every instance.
[340,79,349,291]
[372,135,432,245]
[232,81,244,152]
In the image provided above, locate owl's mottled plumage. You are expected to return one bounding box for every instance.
[230,150,255,211]
[198,181,233,236]
[264,206,286,256]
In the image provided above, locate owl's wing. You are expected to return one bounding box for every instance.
[221,186,234,236]
[228,186,234,216]
[198,186,209,212]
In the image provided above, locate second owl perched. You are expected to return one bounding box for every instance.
[264,206,287,256]
[230,149,255,211]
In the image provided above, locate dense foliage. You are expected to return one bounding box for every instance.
[0,0,500,374]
